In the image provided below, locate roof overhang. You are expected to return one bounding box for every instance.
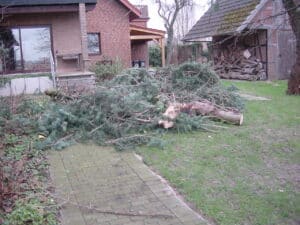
[130,25,165,41]
[1,4,96,14]
[0,0,96,14]
[183,0,268,43]
[0,0,97,6]
[119,0,141,20]
[183,37,213,42]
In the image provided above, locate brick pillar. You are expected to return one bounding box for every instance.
[79,3,89,71]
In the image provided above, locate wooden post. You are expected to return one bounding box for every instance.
[160,38,165,67]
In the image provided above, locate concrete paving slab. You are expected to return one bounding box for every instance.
[48,144,211,225]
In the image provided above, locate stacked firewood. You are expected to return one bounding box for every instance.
[213,48,267,81]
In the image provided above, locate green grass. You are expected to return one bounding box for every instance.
[136,80,300,225]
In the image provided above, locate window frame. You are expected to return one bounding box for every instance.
[87,32,101,55]
[0,25,53,74]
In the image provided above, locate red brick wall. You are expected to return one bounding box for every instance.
[130,20,147,28]
[131,40,148,67]
[87,0,131,67]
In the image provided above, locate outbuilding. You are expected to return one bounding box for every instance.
[183,0,296,80]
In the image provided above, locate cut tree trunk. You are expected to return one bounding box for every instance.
[159,101,243,128]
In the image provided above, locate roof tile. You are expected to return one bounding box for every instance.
[183,0,261,41]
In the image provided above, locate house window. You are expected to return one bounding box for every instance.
[0,26,51,74]
[87,33,100,54]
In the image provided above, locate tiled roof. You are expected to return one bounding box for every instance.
[183,0,262,41]
[0,0,97,6]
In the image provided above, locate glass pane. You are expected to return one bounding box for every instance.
[88,34,100,54]
[21,27,51,71]
[0,28,22,73]
[12,29,22,71]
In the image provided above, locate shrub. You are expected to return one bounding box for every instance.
[90,57,123,82]
[172,62,219,90]
[0,77,10,88]
[5,202,43,225]
[0,97,11,120]
[5,201,57,225]
[149,45,162,67]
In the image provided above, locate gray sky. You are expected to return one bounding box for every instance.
[129,0,209,31]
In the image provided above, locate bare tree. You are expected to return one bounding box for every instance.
[174,4,195,43]
[156,0,193,65]
[282,0,300,95]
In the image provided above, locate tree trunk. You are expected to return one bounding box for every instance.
[156,0,191,66]
[166,28,174,66]
[158,101,243,129]
[283,0,300,95]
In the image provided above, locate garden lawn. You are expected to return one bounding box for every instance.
[136,80,300,225]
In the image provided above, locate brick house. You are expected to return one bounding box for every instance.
[0,0,165,76]
[183,0,296,80]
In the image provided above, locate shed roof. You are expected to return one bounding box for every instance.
[183,0,264,41]
[0,0,97,6]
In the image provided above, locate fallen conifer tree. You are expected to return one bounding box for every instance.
[40,62,244,150]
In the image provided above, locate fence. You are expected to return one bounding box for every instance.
[170,43,210,65]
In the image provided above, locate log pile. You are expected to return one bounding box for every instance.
[214,47,267,81]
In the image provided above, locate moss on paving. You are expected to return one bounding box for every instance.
[49,145,208,225]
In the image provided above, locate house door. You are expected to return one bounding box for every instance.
[0,26,52,74]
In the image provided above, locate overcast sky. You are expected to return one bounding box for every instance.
[128,0,209,31]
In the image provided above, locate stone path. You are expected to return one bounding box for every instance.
[239,93,271,101]
[48,144,210,225]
